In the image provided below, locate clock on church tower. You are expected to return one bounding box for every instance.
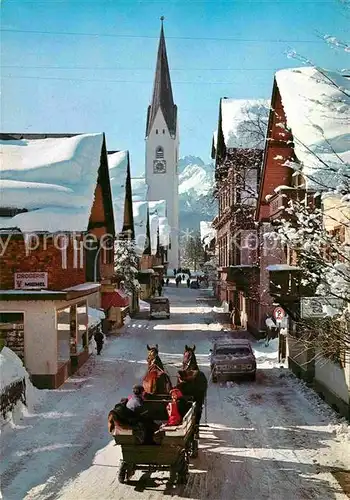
[153,159,166,173]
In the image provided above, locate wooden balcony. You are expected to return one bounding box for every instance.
[268,265,318,302]
[223,265,258,292]
[269,188,305,221]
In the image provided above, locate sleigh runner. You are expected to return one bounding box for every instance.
[112,395,198,485]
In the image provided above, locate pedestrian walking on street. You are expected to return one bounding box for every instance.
[94,328,104,355]
[173,268,177,276]
[187,278,190,288]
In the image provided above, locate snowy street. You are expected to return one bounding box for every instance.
[1,283,349,500]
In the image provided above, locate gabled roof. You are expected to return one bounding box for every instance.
[132,201,148,256]
[108,150,134,236]
[275,67,350,191]
[146,22,177,137]
[0,133,114,234]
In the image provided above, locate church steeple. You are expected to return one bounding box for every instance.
[146,18,177,138]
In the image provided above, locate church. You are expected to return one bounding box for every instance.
[145,19,179,270]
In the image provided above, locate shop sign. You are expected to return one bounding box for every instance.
[300,297,344,319]
[14,272,48,290]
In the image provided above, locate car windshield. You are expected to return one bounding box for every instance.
[215,346,251,356]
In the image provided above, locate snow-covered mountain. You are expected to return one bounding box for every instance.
[178,156,216,231]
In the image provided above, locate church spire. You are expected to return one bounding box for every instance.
[146,17,177,138]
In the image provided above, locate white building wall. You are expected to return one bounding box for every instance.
[314,353,350,404]
[146,108,179,269]
[0,300,57,375]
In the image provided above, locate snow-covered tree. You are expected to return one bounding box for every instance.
[114,238,140,293]
[181,230,205,271]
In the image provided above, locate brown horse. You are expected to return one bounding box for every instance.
[143,344,172,395]
[177,345,208,426]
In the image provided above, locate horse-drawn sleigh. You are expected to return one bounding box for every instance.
[108,344,208,485]
[113,394,198,484]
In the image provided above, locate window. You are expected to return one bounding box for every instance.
[156,146,164,159]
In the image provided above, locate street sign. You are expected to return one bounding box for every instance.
[273,306,285,323]
[300,297,344,319]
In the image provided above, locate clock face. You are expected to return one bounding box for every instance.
[153,160,166,174]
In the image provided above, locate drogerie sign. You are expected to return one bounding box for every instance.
[15,272,48,290]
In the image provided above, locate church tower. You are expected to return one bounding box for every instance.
[145,18,179,270]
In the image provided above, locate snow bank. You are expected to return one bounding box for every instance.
[0,134,104,232]
[132,201,148,256]
[221,99,269,149]
[108,151,128,235]
[253,338,279,365]
[0,347,43,428]
[139,300,150,312]
[275,67,350,191]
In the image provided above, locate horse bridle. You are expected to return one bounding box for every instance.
[183,350,197,371]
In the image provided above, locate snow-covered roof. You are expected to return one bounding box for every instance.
[131,177,148,202]
[221,99,269,149]
[149,213,159,255]
[0,134,104,232]
[159,216,170,247]
[108,151,128,235]
[200,221,216,246]
[275,67,350,191]
[132,201,148,256]
[148,200,166,218]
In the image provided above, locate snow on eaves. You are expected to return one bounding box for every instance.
[200,221,216,246]
[108,151,128,235]
[131,177,148,202]
[132,201,148,256]
[0,134,104,233]
[159,216,170,247]
[275,67,350,192]
[148,200,166,218]
[221,98,269,149]
[149,212,159,256]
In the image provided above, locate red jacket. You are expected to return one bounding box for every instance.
[167,401,182,426]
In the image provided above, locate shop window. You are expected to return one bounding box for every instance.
[56,308,71,365]
[0,312,24,360]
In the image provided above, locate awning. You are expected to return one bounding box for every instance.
[101,290,129,309]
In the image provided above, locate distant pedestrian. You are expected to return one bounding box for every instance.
[166,278,169,286]
[94,328,104,355]
[173,268,177,277]
[182,274,185,280]
[187,278,190,288]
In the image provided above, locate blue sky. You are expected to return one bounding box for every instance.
[1,0,349,175]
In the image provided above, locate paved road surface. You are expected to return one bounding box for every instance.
[1,282,349,499]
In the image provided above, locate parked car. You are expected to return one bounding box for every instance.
[210,339,256,382]
[190,281,199,289]
[149,297,170,319]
